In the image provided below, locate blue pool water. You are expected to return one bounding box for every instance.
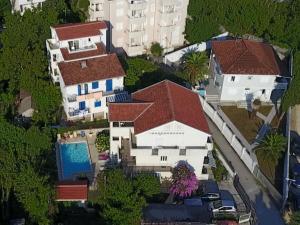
[60,142,92,180]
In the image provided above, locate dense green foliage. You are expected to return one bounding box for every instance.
[183,51,209,85]
[95,170,160,225]
[95,131,110,152]
[150,42,163,57]
[186,0,300,110]
[122,57,158,91]
[0,118,55,224]
[289,211,300,225]
[0,0,67,123]
[282,52,300,111]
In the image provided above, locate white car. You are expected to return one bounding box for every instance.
[209,200,237,213]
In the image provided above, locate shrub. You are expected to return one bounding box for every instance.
[95,131,109,152]
[150,42,163,57]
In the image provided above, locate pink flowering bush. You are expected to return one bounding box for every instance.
[169,164,198,198]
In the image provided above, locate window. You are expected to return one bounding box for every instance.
[94,100,101,107]
[112,137,119,141]
[92,81,99,89]
[230,76,235,82]
[53,54,57,62]
[152,148,159,155]
[106,79,113,92]
[262,89,266,94]
[179,149,186,156]
[113,122,119,127]
[248,76,253,80]
[160,156,167,161]
[79,101,85,110]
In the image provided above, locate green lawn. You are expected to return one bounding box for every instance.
[221,106,263,143]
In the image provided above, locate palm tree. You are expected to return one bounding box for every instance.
[255,132,286,179]
[183,51,209,86]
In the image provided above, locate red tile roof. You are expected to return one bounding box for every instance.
[109,80,210,134]
[53,21,107,41]
[61,43,107,61]
[58,53,125,86]
[212,39,283,75]
[56,180,88,201]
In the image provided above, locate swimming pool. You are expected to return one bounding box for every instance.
[59,142,92,180]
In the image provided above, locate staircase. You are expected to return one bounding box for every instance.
[205,94,220,104]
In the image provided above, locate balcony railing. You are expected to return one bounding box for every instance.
[68,108,90,117]
[67,95,77,103]
[47,39,59,50]
[69,43,97,53]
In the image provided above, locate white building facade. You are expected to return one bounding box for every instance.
[11,0,45,14]
[108,80,213,179]
[46,22,126,120]
[88,0,189,56]
[210,39,289,103]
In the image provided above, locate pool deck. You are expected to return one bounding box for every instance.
[56,129,105,189]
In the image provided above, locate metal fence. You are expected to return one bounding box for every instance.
[233,175,258,225]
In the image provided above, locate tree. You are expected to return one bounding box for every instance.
[0,118,54,224]
[133,173,160,198]
[255,132,286,179]
[289,211,300,225]
[170,164,198,198]
[123,57,158,91]
[150,42,163,57]
[95,131,110,152]
[183,51,208,86]
[96,169,147,225]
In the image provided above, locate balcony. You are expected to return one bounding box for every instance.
[67,94,77,103]
[47,39,59,50]
[128,0,147,10]
[67,91,102,103]
[68,108,90,117]
[68,43,97,53]
[128,14,146,23]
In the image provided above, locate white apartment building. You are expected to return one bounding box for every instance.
[209,39,289,103]
[88,0,189,56]
[11,0,45,14]
[46,22,126,120]
[108,80,213,179]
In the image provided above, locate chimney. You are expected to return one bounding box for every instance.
[80,60,87,69]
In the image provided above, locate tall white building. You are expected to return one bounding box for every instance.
[209,39,289,103]
[108,80,213,179]
[88,0,189,56]
[10,0,45,14]
[46,22,126,120]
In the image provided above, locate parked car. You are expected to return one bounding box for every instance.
[209,200,237,213]
[199,181,220,201]
[184,197,203,206]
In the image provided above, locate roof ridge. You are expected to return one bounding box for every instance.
[165,81,176,120]
[245,41,278,74]
[225,41,249,73]
[133,102,154,121]
[54,21,103,29]
[132,79,169,96]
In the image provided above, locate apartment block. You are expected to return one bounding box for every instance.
[88,0,189,56]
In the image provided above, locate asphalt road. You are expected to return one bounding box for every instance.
[206,116,285,225]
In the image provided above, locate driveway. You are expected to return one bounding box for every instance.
[206,116,284,225]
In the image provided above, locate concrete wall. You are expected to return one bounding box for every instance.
[199,96,257,173]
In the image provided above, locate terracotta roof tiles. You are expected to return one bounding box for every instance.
[53,21,107,41]
[58,53,125,86]
[60,43,107,61]
[212,39,284,75]
[109,80,210,134]
[56,180,88,201]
